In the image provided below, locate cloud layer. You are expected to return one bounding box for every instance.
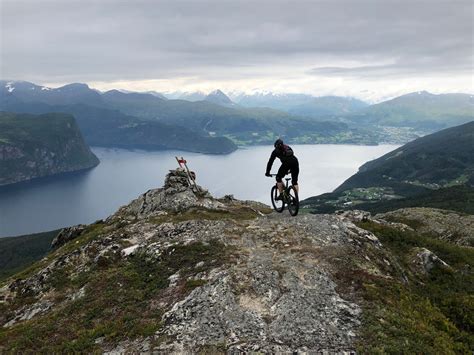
[1,0,473,101]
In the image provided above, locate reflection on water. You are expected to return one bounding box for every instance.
[0,144,398,237]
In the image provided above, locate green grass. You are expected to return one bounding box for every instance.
[304,185,474,216]
[356,185,474,215]
[0,240,229,352]
[0,230,60,281]
[149,206,270,225]
[358,279,471,354]
[3,222,106,285]
[355,221,474,352]
[358,221,474,269]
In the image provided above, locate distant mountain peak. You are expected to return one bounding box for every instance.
[208,89,226,95]
[1,80,42,93]
[57,83,91,91]
[104,89,124,95]
[205,89,235,106]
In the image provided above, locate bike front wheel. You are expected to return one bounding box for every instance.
[271,185,285,213]
[287,185,299,216]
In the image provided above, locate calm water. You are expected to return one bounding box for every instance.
[0,144,397,237]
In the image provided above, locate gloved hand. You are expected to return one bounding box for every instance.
[265,172,271,177]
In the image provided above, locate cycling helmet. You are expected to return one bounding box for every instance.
[274,138,284,148]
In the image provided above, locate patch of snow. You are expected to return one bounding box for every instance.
[5,82,15,92]
[41,86,51,91]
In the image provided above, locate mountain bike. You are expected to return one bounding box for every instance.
[268,174,299,216]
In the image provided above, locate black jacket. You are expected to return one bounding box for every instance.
[266,147,298,174]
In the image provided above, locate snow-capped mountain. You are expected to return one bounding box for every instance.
[1,81,103,106]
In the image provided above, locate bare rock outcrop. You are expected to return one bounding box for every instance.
[113,169,223,220]
[51,224,86,249]
[410,247,451,274]
[0,169,398,353]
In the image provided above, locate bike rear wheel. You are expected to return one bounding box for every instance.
[271,185,285,212]
[287,185,299,216]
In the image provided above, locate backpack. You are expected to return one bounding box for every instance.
[281,144,294,157]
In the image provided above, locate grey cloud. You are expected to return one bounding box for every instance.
[1,0,472,85]
[310,55,474,79]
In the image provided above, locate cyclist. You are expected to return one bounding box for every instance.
[265,138,299,200]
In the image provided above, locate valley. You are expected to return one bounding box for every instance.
[301,122,474,214]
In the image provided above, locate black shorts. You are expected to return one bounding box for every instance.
[276,157,299,185]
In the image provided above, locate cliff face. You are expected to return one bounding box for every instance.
[0,170,471,353]
[0,112,99,185]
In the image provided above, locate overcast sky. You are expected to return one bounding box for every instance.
[1,0,473,102]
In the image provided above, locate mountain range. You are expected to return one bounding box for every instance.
[231,92,368,117]
[99,89,359,145]
[0,81,369,147]
[345,91,474,130]
[0,82,238,154]
[178,89,474,133]
[2,81,473,150]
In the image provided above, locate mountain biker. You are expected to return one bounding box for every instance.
[265,138,299,200]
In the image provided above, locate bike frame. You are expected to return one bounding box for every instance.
[269,174,292,191]
[268,173,299,216]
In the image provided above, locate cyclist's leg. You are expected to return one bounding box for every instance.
[276,164,287,194]
[291,159,300,193]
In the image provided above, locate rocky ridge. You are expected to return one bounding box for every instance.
[0,169,459,352]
